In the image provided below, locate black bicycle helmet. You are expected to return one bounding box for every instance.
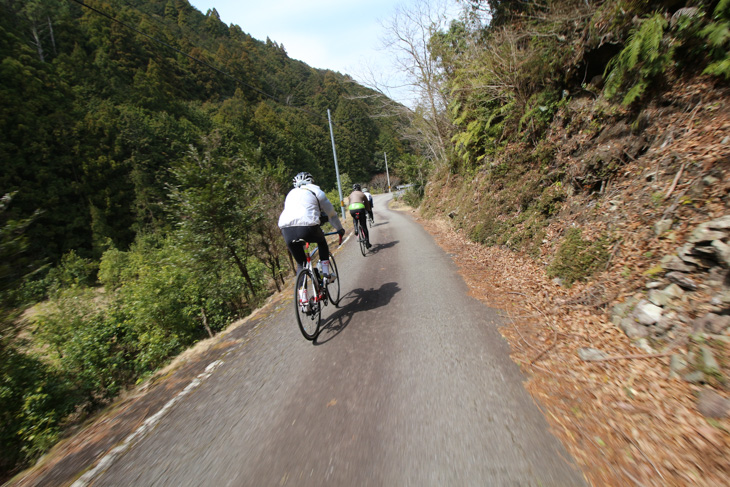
[352,183,361,191]
[293,172,313,188]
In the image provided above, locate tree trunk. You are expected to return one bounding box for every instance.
[275,255,286,287]
[227,243,256,297]
[47,16,56,56]
[30,24,44,62]
[267,257,281,292]
[200,307,214,338]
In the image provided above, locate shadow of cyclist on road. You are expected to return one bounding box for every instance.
[315,281,401,344]
[366,239,398,255]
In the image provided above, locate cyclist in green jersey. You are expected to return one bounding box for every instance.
[346,184,372,248]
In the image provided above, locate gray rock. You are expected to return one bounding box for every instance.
[709,314,730,334]
[611,302,628,323]
[677,245,707,267]
[682,370,707,384]
[646,281,663,289]
[697,389,730,419]
[663,283,684,299]
[701,346,721,376]
[689,223,728,244]
[707,215,730,230]
[661,255,695,273]
[633,299,663,325]
[634,338,655,354]
[578,347,609,361]
[693,313,730,334]
[707,267,729,287]
[648,284,684,307]
[620,317,650,339]
[666,271,698,290]
[669,353,688,379]
[654,310,679,335]
[611,297,638,323]
[711,239,730,266]
[654,219,673,235]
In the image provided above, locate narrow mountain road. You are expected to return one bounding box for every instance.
[57,194,586,486]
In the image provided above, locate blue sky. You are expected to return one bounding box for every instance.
[187,0,449,105]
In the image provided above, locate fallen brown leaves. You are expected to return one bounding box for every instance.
[417,215,730,487]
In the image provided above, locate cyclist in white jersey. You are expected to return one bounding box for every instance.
[362,187,374,223]
[278,172,344,278]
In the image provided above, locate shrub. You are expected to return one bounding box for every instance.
[0,347,75,471]
[604,13,672,105]
[701,0,730,78]
[547,227,610,286]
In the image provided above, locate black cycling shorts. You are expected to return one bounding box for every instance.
[281,225,330,268]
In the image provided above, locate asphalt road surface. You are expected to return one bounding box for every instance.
[79,194,586,486]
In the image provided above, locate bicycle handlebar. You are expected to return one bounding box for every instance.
[324,230,343,245]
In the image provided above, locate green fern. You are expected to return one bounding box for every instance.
[604,14,671,105]
[700,0,730,78]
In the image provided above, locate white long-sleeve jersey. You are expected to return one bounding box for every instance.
[277,183,343,231]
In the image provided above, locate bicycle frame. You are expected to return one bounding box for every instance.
[302,243,326,303]
[300,230,339,302]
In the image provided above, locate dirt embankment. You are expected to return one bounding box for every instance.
[414,78,730,486]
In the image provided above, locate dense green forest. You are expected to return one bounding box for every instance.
[0,0,412,477]
[2,0,729,480]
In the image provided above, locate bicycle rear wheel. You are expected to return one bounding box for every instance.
[324,254,341,306]
[294,269,321,340]
[355,220,367,256]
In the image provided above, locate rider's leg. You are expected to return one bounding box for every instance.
[281,226,309,273]
[307,226,334,277]
[358,212,371,246]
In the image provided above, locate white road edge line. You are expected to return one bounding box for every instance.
[72,360,224,487]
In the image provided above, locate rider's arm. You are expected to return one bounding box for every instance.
[316,187,343,232]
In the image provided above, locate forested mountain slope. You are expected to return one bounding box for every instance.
[1,0,406,264]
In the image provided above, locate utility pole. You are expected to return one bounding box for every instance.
[327,109,346,220]
[384,152,391,193]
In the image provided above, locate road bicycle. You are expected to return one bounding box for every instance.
[293,232,341,340]
[352,211,368,256]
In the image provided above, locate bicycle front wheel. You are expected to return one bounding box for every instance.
[294,269,321,340]
[325,254,341,306]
